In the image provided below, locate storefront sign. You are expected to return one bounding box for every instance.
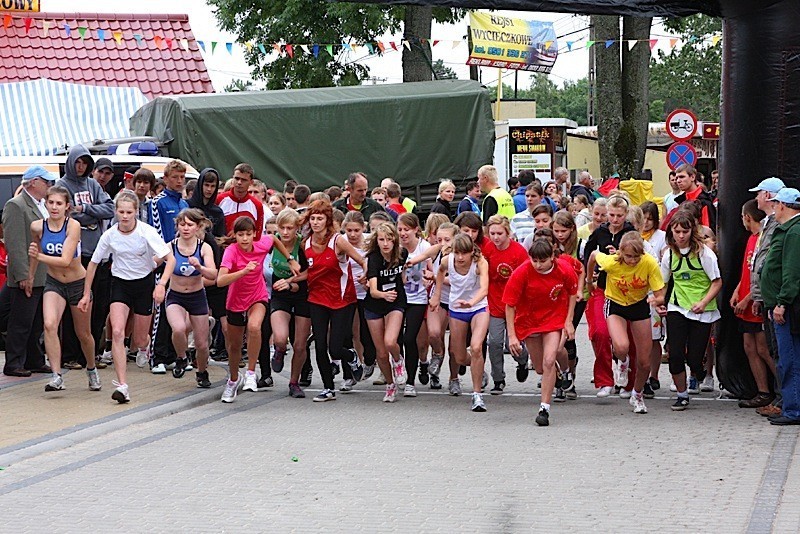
[0,0,39,12]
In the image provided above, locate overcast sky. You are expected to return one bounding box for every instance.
[42,0,674,93]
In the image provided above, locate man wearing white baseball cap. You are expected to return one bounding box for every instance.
[748,177,786,417]
[761,187,800,425]
[0,165,55,376]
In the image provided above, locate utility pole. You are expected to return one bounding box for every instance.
[587,23,596,126]
[467,28,479,81]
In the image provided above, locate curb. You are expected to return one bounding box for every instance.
[0,381,225,467]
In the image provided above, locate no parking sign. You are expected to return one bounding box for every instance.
[666,141,697,170]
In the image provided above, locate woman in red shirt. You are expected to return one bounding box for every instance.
[303,200,367,402]
[504,238,577,427]
[481,215,530,394]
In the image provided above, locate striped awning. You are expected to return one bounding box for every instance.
[0,78,148,157]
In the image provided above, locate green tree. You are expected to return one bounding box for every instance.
[649,15,722,122]
[223,79,255,92]
[431,59,457,80]
[209,1,462,88]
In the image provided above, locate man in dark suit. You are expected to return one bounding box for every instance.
[1,165,53,376]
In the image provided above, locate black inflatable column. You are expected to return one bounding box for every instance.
[717,0,800,397]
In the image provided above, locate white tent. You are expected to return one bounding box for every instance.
[0,78,148,157]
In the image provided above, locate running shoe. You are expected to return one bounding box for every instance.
[135,349,149,368]
[554,388,566,402]
[289,383,305,398]
[242,371,258,392]
[738,392,775,408]
[700,375,715,392]
[565,385,578,400]
[346,350,364,381]
[196,370,212,388]
[257,376,274,388]
[561,371,573,392]
[340,378,357,392]
[619,389,632,399]
[669,382,678,392]
[671,397,690,411]
[429,375,442,390]
[383,383,397,403]
[391,357,407,387]
[471,392,487,412]
[418,362,430,385]
[404,384,417,397]
[537,377,542,389]
[363,364,376,380]
[87,368,102,391]
[172,357,188,379]
[45,374,64,392]
[516,362,529,383]
[535,407,550,426]
[481,371,489,391]
[313,388,336,402]
[428,354,444,377]
[331,361,341,376]
[111,381,130,403]
[98,349,114,365]
[185,358,194,371]
[221,376,242,403]
[688,376,700,394]
[614,358,630,388]
[630,393,648,414]
[596,386,614,398]
[299,367,313,387]
[373,372,387,385]
[490,380,505,395]
[458,365,467,376]
[448,378,462,396]
[643,379,655,399]
[650,377,661,391]
[151,363,167,375]
[270,348,286,373]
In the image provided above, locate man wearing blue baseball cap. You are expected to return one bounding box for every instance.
[748,177,786,417]
[0,165,55,377]
[761,187,800,425]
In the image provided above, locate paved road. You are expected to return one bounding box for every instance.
[0,323,797,533]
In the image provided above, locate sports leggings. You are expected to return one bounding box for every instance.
[666,311,712,379]
[564,299,588,361]
[310,302,356,390]
[402,304,427,386]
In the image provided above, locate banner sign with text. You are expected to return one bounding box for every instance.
[0,0,39,12]
[468,11,557,73]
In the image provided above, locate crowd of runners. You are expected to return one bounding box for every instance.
[5,147,800,426]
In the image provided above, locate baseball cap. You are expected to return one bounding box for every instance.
[768,187,800,204]
[21,165,56,184]
[749,177,785,193]
[95,157,114,172]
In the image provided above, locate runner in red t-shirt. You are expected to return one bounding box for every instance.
[731,199,776,407]
[303,200,367,402]
[504,238,577,427]
[481,215,530,393]
[216,164,264,240]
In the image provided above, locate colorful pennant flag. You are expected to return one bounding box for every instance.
[63,23,71,36]
[605,39,614,48]
[649,39,658,50]
[325,44,333,56]
[41,20,50,37]
[627,40,636,51]
[366,42,375,54]
[669,38,678,48]
[341,42,351,51]
[451,40,460,49]
[258,43,266,54]
[712,35,722,46]
[23,17,32,33]
[211,41,217,54]
[77,27,87,40]
[432,40,439,47]
[285,44,293,57]
[198,40,205,52]
[390,41,397,51]
[113,30,123,44]
[377,41,386,52]
[181,38,189,51]
[586,40,595,48]
[402,40,410,50]
[312,44,319,57]
[300,44,310,55]
[3,15,11,29]
[97,28,105,41]
[226,42,233,54]
[566,41,573,51]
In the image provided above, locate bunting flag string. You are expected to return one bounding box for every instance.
[0,11,722,60]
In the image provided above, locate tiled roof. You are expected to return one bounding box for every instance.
[0,12,214,99]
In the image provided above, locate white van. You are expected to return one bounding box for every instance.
[0,155,200,207]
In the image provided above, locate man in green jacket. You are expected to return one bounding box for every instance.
[333,172,385,220]
[761,187,800,425]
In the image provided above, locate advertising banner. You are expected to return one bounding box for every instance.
[0,0,39,12]
[468,11,558,73]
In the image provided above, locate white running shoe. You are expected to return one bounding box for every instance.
[619,389,632,399]
[391,357,407,387]
[98,349,113,365]
[340,378,357,392]
[669,382,678,392]
[151,363,166,374]
[221,376,242,403]
[111,381,130,403]
[383,383,397,403]
[403,384,417,397]
[242,371,258,392]
[630,394,648,414]
[596,386,614,398]
[45,374,64,391]
[700,375,715,392]
[136,349,149,368]
[87,368,102,391]
[373,372,387,385]
[614,359,630,388]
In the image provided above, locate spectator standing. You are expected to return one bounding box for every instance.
[478,165,515,225]
[570,171,599,205]
[384,182,408,221]
[216,163,265,240]
[512,170,535,213]
[457,181,482,216]
[333,172,385,220]
[429,180,456,220]
[1,166,53,376]
[662,164,717,230]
